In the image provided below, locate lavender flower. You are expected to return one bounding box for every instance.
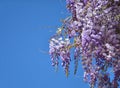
[49,0,120,87]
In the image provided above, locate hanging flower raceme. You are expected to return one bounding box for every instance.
[49,0,120,87]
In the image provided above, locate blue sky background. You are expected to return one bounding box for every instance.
[0,0,89,88]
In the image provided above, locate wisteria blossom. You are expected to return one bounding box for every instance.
[49,0,120,88]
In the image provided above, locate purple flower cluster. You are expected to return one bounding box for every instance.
[49,0,120,87]
[49,36,71,76]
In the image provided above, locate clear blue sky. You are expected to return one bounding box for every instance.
[0,0,88,88]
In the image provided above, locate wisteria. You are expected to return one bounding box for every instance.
[49,0,120,88]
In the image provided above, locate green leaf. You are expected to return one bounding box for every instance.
[74,59,79,75]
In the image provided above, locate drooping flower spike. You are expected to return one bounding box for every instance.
[49,0,120,87]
